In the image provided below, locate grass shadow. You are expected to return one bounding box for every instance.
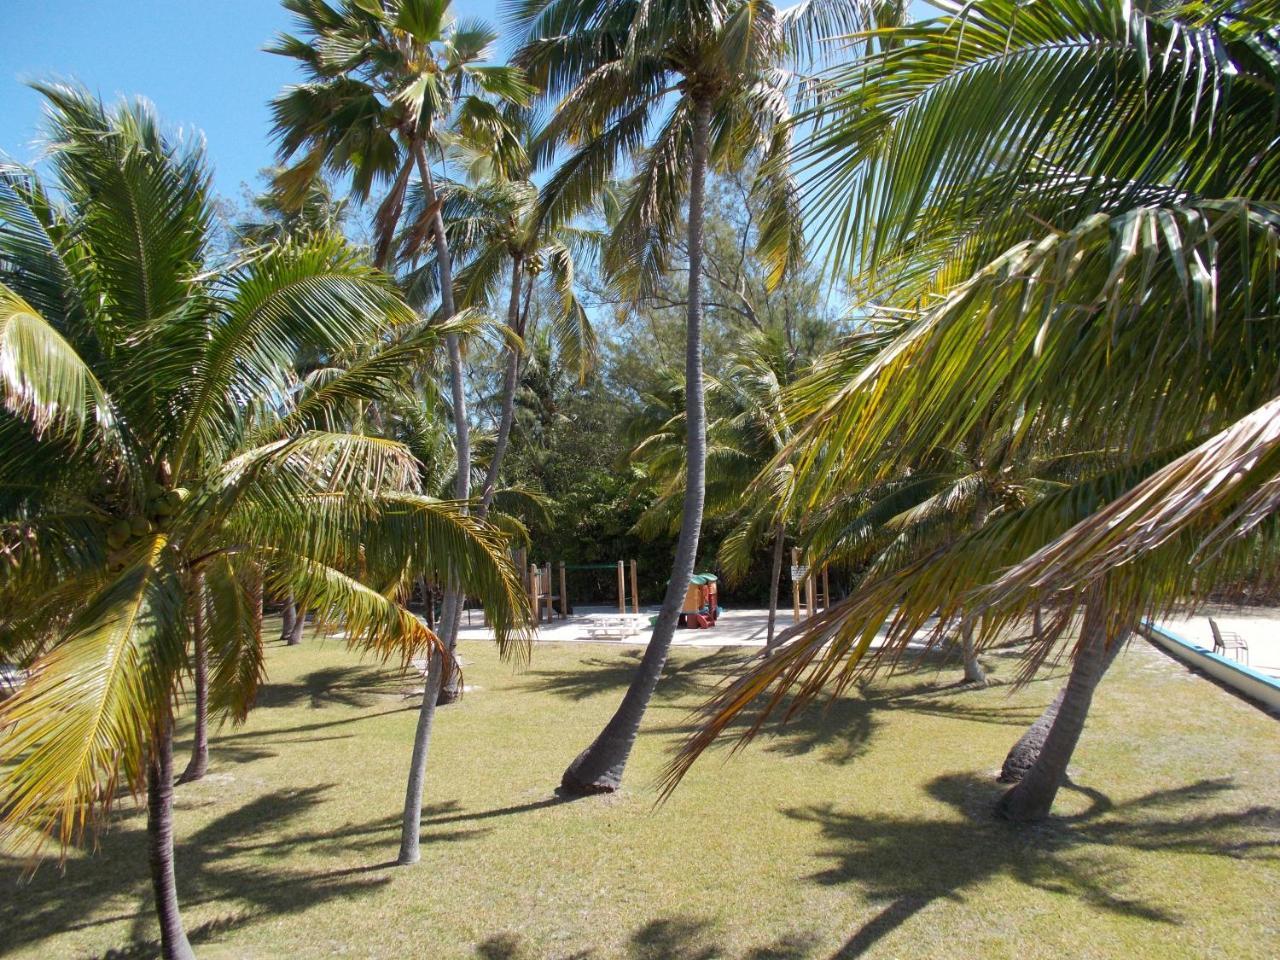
[0,784,397,957]
[791,774,1280,958]
[474,919,820,960]
[523,648,754,703]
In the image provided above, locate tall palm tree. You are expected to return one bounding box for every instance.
[268,0,533,861]
[628,329,802,651]
[511,0,882,795]
[401,123,602,521]
[665,0,1280,820]
[0,87,528,957]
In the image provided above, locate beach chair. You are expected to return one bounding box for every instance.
[1208,618,1249,665]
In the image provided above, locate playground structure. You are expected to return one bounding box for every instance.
[790,548,831,623]
[679,573,719,628]
[513,549,641,625]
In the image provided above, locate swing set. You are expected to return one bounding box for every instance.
[513,549,641,625]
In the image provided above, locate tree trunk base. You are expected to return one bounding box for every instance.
[559,767,619,796]
[176,756,206,785]
[995,780,1055,822]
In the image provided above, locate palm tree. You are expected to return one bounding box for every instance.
[804,423,1108,685]
[0,86,528,957]
[665,0,1280,820]
[511,0,882,795]
[401,122,602,520]
[268,0,534,860]
[235,166,351,246]
[627,329,802,651]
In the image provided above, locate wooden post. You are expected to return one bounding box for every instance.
[617,560,626,614]
[791,547,801,624]
[805,567,816,621]
[629,559,640,615]
[822,568,831,611]
[529,562,540,624]
[559,561,568,617]
[514,547,527,590]
[542,563,553,622]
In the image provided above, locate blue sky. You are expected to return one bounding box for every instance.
[0,0,504,204]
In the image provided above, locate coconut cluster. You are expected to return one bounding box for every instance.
[105,483,191,552]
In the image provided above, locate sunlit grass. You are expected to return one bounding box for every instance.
[4,621,1277,959]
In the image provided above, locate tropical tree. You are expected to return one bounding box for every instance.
[401,121,602,522]
[268,0,533,862]
[0,86,528,958]
[804,419,1109,684]
[235,166,351,246]
[511,0,883,795]
[666,0,1280,821]
[627,328,803,651]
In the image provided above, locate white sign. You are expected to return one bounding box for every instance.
[790,564,808,581]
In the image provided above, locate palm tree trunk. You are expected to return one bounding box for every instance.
[998,688,1065,784]
[414,141,469,707]
[178,574,207,784]
[148,719,195,960]
[280,596,296,643]
[398,650,445,865]
[999,616,1125,784]
[765,521,786,654]
[289,606,306,646]
[997,592,1127,821]
[961,620,988,686]
[478,254,524,517]
[560,95,713,795]
[399,138,471,870]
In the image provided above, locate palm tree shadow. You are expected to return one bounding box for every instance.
[791,774,1279,958]
[474,918,820,959]
[663,677,1045,767]
[0,784,403,957]
[252,665,406,711]
[523,648,755,703]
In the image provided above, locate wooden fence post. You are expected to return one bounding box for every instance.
[629,559,640,615]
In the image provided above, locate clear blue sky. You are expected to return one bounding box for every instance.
[0,0,504,204]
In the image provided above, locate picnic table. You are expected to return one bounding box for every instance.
[584,614,649,641]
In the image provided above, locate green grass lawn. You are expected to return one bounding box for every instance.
[4,625,1278,959]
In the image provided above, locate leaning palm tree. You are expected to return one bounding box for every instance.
[268,0,533,861]
[0,86,528,958]
[665,0,1280,821]
[511,0,884,795]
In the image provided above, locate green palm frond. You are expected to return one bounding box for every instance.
[0,535,185,853]
[0,285,117,442]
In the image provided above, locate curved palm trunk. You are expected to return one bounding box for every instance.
[764,521,786,654]
[560,96,713,795]
[998,688,1065,784]
[999,613,1124,784]
[478,254,525,517]
[961,620,988,686]
[179,574,207,784]
[997,592,1128,821]
[148,719,195,960]
[398,142,466,862]
[398,650,445,865]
